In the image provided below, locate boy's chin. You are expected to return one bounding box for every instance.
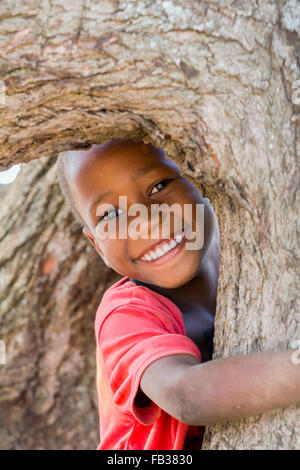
[142,258,202,289]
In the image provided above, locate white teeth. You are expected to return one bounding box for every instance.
[140,234,184,262]
[175,234,183,243]
[150,250,157,259]
[162,243,171,253]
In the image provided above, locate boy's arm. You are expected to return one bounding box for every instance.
[139,350,300,425]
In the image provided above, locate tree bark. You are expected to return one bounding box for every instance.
[0,156,121,449]
[0,0,299,449]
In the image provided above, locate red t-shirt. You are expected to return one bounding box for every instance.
[95,276,205,450]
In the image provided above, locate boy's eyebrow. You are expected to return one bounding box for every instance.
[89,190,113,215]
[89,165,159,216]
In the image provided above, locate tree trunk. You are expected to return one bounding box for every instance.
[0,0,299,449]
[0,156,121,449]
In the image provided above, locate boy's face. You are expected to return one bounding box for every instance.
[66,140,217,288]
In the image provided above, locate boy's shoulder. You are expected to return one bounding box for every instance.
[94,276,184,341]
[99,276,148,314]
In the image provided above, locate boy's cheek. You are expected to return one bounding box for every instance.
[100,241,130,268]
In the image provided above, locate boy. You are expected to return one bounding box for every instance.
[57,139,300,450]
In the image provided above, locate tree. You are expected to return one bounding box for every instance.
[0,0,299,449]
[0,156,121,449]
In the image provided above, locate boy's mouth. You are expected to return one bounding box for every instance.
[133,232,186,265]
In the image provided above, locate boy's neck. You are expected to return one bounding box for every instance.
[130,228,220,317]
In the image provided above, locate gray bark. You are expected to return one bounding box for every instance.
[0,0,299,449]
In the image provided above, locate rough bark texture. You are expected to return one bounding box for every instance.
[0,0,299,449]
[0,157,121,449]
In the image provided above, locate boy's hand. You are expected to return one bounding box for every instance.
[139,350,300,425]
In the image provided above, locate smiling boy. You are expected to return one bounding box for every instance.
[57,139,300,450]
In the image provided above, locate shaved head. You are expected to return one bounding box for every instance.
[57,139,166,229]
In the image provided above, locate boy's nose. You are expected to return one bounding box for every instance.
[127,202,156,240]
[137,209,165,240]
[127,205,179,240]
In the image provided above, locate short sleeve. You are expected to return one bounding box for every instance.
[98,305,201,425]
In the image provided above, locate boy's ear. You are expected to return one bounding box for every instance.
[82,226,102,254]
[82,227,111,268]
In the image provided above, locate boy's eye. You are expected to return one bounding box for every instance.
[97,208,123,224]
[150,179,173,195]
